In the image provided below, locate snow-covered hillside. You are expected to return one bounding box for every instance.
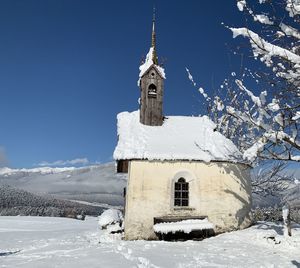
[0,163,126,206]
[0,162,299,210]
[0,185,104,216]
[1,216,300,267]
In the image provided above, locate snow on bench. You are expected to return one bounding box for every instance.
[153,218,214,234]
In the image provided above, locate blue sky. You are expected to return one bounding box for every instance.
[0,0,248,168]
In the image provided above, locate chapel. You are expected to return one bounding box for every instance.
[114,13,252,240]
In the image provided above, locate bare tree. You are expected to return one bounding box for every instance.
[187,0,300,165]
[226,0,300,164]
[252,161,292,197]
[187,1,300,233]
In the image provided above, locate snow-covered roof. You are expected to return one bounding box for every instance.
[113,111,244,163]
[138,47,166,86]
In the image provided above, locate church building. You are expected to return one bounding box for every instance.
[114,14,252,240]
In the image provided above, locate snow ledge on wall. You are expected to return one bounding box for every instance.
[153,219,214,234]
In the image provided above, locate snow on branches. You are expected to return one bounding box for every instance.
[231,0,300,163]
[187,0,300,164]
[286,0,300,18]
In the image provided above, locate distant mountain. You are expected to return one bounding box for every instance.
[0,184,105,217]
[0,163,127,206]
[252,182,300,208]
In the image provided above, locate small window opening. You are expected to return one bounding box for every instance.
[148,84,157,98]
[174,178,189,207]
[117,160,128,173]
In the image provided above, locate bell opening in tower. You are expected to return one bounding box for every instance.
[148,84,157,98]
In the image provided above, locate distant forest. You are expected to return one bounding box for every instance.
[0,184,104,218]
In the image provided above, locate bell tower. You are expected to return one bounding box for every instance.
[139,9,165,126]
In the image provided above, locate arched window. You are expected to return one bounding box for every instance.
[174,178,189,207]
[148,84,157,98]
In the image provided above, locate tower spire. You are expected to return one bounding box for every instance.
[151,6,158,64]
[139,6,164,126]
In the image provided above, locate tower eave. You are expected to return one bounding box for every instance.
[140,64,165,80]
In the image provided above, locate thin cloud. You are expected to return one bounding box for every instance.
[38,157,89,167]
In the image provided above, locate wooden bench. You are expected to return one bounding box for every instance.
[153,216,214,241]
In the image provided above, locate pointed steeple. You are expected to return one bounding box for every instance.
[139,7,164,126]
[151,7,158,65]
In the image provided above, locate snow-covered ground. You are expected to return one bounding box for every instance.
[1,216,300,267]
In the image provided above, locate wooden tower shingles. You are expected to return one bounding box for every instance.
[139,10,165,126]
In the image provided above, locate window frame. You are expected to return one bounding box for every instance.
[174,177,189,207]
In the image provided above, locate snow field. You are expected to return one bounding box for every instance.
[1,216,300,267]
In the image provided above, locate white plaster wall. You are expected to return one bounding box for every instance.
[124,160,252,240]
